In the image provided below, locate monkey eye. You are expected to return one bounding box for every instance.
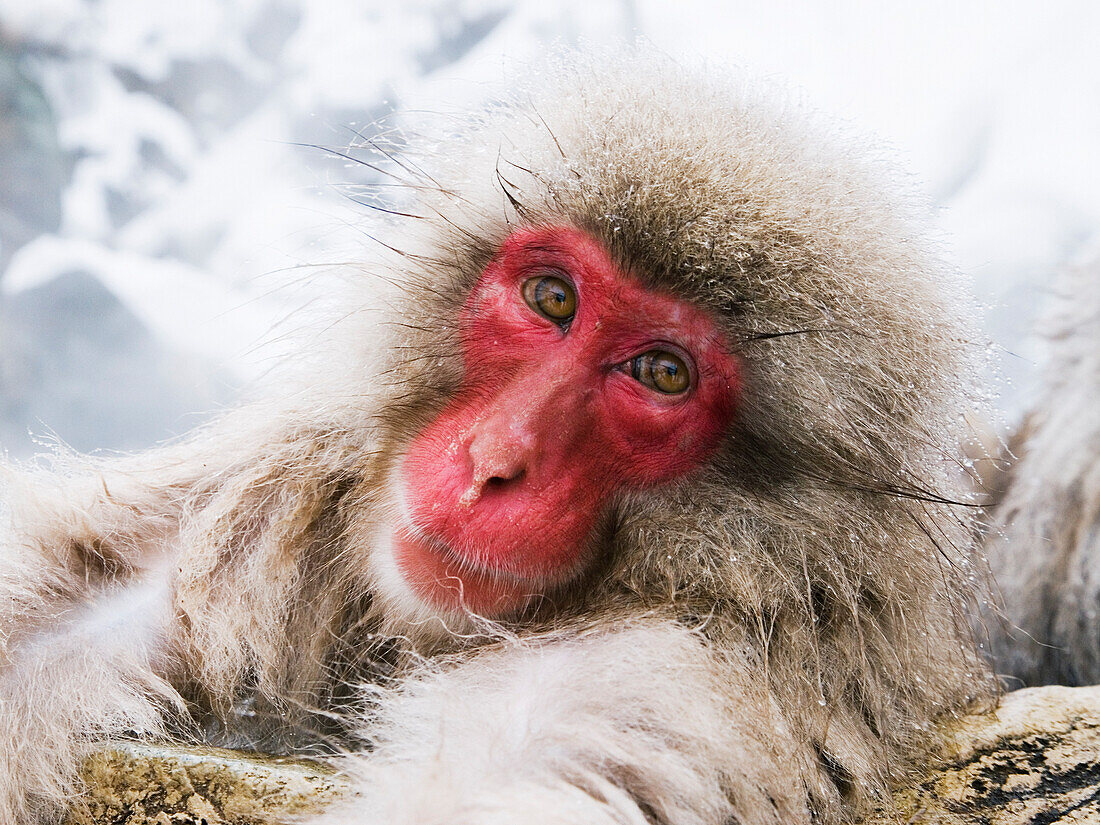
[629,350,691,394]
[522,272,577,326]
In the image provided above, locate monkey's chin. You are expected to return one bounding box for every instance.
[389,527,540,619]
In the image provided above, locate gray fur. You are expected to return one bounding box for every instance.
[985,260,1100,686]
[0,52,992,824]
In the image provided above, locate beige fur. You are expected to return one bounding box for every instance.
[984,260,1100,686]
[0,51,992,824]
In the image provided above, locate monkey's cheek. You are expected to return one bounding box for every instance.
[389,529,537,618]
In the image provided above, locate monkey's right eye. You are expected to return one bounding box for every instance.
[522,272,577,326]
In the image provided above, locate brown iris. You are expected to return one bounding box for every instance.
[522,272,576,325]
[631,350,691,394]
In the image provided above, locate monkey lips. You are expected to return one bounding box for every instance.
[391,227,741,617]
[390,524,544,617]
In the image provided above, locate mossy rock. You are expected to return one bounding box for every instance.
[66,742,347,825]
[70,686,1100,824]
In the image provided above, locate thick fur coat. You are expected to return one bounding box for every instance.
[0,53,991,824]
[985,260,1100,687]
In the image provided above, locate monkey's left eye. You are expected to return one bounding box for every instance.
[522,272,577,326]
[629,350,691,395]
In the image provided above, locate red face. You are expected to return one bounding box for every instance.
[391,227,740,617]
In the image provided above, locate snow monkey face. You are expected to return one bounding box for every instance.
[380,226,742,620]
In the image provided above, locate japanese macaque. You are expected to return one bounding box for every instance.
[984,261,1100,687]
[0,53,992,825]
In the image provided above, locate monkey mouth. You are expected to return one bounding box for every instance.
[390,523,544,618]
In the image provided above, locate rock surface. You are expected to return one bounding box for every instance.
[70,686,1100,824]
[879,684,1100,824]
[66,742,347,825]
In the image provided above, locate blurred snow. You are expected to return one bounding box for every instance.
[0,0,1097,455]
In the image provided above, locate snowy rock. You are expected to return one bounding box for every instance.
[0,271,230,456]
[0,42,65,272]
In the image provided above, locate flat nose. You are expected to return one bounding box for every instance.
[460,414,535,505]
[459,369,584,506]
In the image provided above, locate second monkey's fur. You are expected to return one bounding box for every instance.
[984,261,1100,687]
[1,53,991,824]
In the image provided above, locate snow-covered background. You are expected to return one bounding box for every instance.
[0,0,1097,457]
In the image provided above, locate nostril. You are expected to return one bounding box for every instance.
[486,468,525,488]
